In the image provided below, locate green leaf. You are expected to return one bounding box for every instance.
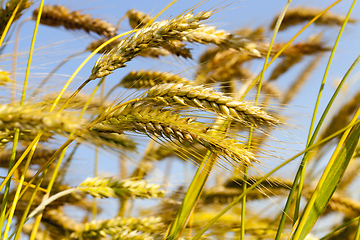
[292,122,360,240]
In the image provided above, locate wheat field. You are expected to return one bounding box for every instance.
[1,0,360,239]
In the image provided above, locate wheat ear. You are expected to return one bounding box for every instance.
[70,216,162,239]
[89,11,213,80]
[86,38,173,58]
[146,83,280,126]
[0,103,87,134]
[271,6,356,31]
[0,0,31,36]
[119,70,192,89]
[78,177,164,199]
[0,70,13,86]
[125,9,193,58]
[84,131,138,151]
[0,147,56,168]
[33,5,116,37]
[126,9,152,29]
[92,102,256,165]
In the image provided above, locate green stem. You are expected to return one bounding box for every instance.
[241,2,291,239]
[0,128,19,236]
[294,0,357,223]
[354,219,360,240]
[275,52,360,239]
[2,140,38,240]
[319,217,360,240]
[166,151,218,239]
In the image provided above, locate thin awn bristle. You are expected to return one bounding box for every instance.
[33,5,116,37]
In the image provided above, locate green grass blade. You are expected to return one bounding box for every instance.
[275,52,360,239]
[291,117,360,240]
[319,216,360,240]
[165,152,217,239]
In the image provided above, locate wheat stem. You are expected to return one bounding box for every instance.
[192,118,360,240]
[294,0,357,224]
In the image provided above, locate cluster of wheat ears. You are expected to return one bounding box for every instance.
[0,0,360,239]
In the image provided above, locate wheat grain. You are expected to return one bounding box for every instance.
[267,34,328,81]
[271,6,356,31]
[195,50,282,100]
[196,49,253,83]
[126,9,193,58]
[33,5,116,37]
[146,83,280,126]
[0,129,53,150]
[89,11,261,80]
